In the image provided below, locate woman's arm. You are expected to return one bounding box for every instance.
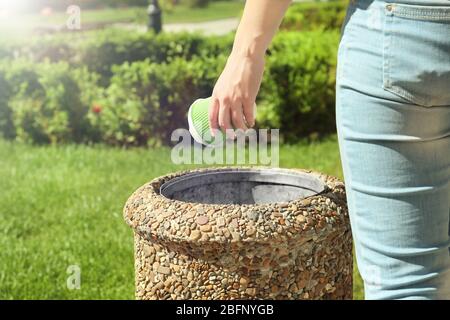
[209,0,292,137]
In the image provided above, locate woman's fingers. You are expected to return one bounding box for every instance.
[242,98,256,128]
[212,96,253,139]
[218,99,234,139]
[209,46,265,139]
[231,102,248,132]
[208,98,220,136]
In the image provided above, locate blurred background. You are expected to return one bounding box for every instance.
[0,0,363,299]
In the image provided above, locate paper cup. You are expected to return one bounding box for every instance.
[188,97,256,146]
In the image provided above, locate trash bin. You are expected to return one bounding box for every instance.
[124,167,352,300]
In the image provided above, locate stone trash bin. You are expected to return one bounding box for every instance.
[123,167,352,300]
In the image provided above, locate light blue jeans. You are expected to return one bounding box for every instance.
[336,0,450,299]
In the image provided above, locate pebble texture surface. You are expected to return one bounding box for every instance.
[124,167,353,300]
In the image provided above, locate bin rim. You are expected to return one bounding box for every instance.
[123,166,348,244]
[159,167,327,202]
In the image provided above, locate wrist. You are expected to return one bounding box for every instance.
[231,34,267,61]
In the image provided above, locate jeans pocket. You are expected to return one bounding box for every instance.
[382,3,450,107]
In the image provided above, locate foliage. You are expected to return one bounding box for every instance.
[0,0,345,145]
[0,60,101,144]
[281,0,348,31]
[0,73,14,139]
[91,55,226,146]
[0,29,339,145]
[1,135,367,299]
[0,31,234,85]
[259,31,339,142]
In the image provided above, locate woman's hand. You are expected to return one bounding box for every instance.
[208,0,292,138]
[209,51,265,138]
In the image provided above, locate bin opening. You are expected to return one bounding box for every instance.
[160,168,326,205]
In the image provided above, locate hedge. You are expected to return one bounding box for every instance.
[0,72,14,140]
[260,30,339,141]
[0,1,347,79]
[280,0,348,31]
[0,31,234,85]
[78,31,233,85]
[0,29,339,145]
[91,55,227,146]
[0,60,100,144]
[0,2,349,68]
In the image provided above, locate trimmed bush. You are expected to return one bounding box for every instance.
[79,31,232,84]
[0,60,102,144]
[92,55,227,146]
[281,0,348,31]
[0,31,234,85]
[0,27,339,145]
[0,73,14,139]
[259,30,339,142]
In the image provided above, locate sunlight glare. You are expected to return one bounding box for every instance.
[0,0,32,14]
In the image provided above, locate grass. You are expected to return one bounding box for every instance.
[33,1,244,25]
[148,1,244,24]
[0,135,363,299]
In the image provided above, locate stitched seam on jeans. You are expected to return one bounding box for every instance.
[394,12,450,21]
[335,79,358,268]
[391,4,450,21]
[335,2,360,249]
[382,9,393,92]
[384,85,430,106]
[383,6,433,107]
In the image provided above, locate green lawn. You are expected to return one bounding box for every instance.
[0,135,364,299]
[34,1,243,25]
